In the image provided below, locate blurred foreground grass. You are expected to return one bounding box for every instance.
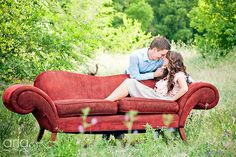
[0,46,235,156]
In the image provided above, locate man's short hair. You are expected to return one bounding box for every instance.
[149,36,171,50]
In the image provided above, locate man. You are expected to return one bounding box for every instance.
[126,36,171,80]
[102,36,171,140]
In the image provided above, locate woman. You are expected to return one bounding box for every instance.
[105,51,189,101]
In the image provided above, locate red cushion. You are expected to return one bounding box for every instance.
[54,99,118,117]
[118,97,179,114]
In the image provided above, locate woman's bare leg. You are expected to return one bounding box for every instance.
[105,79,129,101]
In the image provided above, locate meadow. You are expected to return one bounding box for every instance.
[0,45,235,156]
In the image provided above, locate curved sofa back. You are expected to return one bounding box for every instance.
[34,70,156,100]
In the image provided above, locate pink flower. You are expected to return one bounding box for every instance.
[78,125,84,133]
[76,138,81,145]
[125,115,130,121]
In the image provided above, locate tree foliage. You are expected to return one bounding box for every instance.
[0,0,150,83]
[188,0,236,57]
[148,0,197,43]
[102,14,151,53]
[112,0,154,31]
[112,0,197,43]
[125,1,154,31]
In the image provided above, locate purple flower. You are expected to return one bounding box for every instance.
[168,127,175,133]
[133,130,138,134]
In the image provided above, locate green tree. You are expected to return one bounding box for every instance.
[0,0,75,82]
[112,0,154,31]
[125,1,154,31]
[148,0,197,42]
[101,14,151,53]
[0,0,101,82]
[0,0,150,83]
[188,0,236,57]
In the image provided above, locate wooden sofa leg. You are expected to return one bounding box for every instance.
[179,128,187,144]
[37,128,45,142]
[49,133,57,146]
[51,133,57,141]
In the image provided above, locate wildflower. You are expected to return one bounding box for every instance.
[223,141,233,148]
[133,130,138,134]
[153,132,158,140]
[78,125,84,133]
[125,114,129,121]
[20,124,24,129]
[163,114,173,127]
[76,138,81,145]
[168,127,175,133]
[91,118,97,125]
[124,110,138,134]
[205,103,209,109]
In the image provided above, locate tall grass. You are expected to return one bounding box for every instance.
[0,45,235,156]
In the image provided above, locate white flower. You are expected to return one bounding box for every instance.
[153,132,158,140]
[91,118,97,125]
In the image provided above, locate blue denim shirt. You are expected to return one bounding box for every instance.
[126,48,164,80]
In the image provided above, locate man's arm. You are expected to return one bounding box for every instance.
[127,55,154,80]
[154,67,165,78]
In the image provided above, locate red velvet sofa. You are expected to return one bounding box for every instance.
[2,70,219,143]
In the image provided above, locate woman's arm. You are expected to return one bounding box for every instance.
[171,76,188,101]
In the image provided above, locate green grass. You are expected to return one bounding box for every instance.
[0,46,235,156]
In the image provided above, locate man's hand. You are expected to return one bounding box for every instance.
[162,57,169,68]
[154,67,164,77]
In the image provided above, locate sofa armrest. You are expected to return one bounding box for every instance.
[177,82,220,127]
[2,84,59,131]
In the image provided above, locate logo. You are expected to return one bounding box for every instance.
[2,139,29,152]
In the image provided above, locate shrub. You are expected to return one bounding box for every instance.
[188,0,236,58]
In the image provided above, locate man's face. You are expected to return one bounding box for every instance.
[151,48,168,60]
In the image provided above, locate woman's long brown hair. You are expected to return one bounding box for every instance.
[166,51,188,93]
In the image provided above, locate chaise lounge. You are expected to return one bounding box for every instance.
[2,70,220,143]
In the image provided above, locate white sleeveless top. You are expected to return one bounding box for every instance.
[154,72,187,98]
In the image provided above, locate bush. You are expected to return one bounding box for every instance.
[188,0,236,58]
[0,0,79,82]
[101,14,151,53]
[0,0,150,83]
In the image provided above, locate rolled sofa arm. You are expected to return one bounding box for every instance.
[177,82,220,127]
[2,84,59,132]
